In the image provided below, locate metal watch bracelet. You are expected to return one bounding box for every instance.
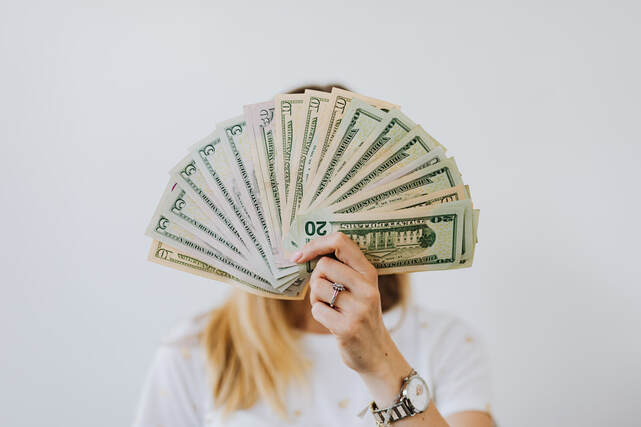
[369,368,422,426]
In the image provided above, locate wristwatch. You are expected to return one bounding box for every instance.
[370,369,431,425]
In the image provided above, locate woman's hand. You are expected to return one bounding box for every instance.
[291,232,492,427]
[291,232,413,406]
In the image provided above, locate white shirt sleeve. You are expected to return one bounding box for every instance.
[133,344,207,427]
[429,318,492,417]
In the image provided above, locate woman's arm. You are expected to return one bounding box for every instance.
[292,232,492,427]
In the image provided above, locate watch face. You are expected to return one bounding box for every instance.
[406,377,430,412]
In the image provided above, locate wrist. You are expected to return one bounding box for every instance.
[359,343,412,407]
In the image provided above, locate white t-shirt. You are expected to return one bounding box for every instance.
[133,305,491,426]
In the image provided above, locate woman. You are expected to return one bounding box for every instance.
[135,232,493,426]
[135,85,493,426]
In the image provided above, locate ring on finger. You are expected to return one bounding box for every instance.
[329,282,346,308]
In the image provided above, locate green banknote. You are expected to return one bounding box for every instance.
[146,206,274,290]
[244,101,287,264]
[326,126,442,205]
[283,91,331,232]
[380,185,468,212]
[328,158,463,214]
[171,152,276,282]
[216,117,299,279]
[293,201,473,273]
[272,94,307,211]
[372,148,446,189]
[158,180,247,262]
[330,109,416,184]
[170,154,245,248]
[306,88,399,184]
[148,240,308,299]
[303,99,389,210]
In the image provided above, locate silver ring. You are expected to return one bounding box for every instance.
[329,282,346,308]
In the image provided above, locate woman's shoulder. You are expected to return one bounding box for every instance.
[143,310,213,380]
[404,304,478,330]
[134,311,214,425]
[160,309,213,348]
[401,304,485,350]
[139,310,214,397]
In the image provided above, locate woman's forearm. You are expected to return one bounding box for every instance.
[358,338,449,426]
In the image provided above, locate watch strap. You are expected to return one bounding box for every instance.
[371,400,415,425]
[368,369,423,426]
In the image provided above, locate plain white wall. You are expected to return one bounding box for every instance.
[1,1,639,426]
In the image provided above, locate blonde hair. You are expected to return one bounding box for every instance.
[202,273,410,417]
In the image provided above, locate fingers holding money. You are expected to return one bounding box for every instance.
[292,232,377,280]
[309,255,370,298]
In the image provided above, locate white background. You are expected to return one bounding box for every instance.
[1,1,639,426]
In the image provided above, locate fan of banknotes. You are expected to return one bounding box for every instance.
[146,88,479,299]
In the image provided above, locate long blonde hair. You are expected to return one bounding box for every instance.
[202,274,410,416]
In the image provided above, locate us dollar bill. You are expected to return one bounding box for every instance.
[302,99,389,211]
[332,109,416,180]
[148,240,308,299]
[282,91,331,233]
[301,89,332,187]
[337,148,446,207]
[378,185,468,212]
[146,206,275,290]
[157,179,248,263]
[172,152,282,285]
[328,158,463,214]
[324,125,441,206]
[172,152,300,288]
[244,101,286,262]
[170,154,247,250]
[473,209,479,244]
[293,201,473,273]
[272,94,307,212]
[217,117,301,279]
[306,88,399,184]
[346,184,475,262]
[369,149,446,190]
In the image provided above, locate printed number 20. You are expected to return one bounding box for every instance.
[304,221,327,237]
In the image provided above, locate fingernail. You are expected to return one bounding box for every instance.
[289,251,302,263]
